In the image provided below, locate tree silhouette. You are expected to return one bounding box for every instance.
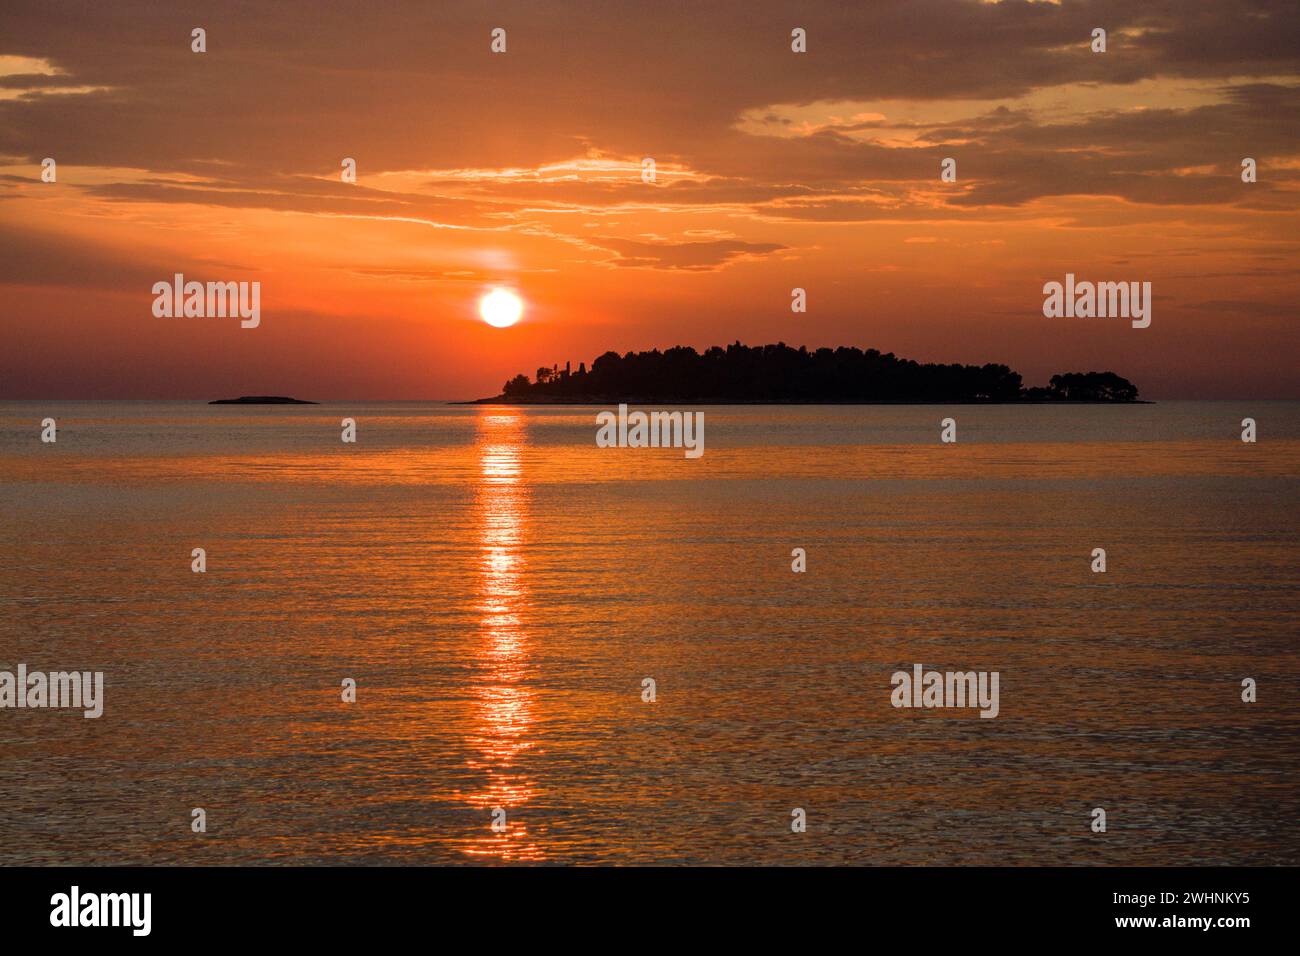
[502,373,532,396]
[491,342,1138,403]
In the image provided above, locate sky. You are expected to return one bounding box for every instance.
[1,0,1297,400]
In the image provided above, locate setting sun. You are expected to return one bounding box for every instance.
[480,289,524,328]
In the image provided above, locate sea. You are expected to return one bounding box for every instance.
[1,400,1297,864]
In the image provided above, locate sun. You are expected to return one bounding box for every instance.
[479,288,523,328]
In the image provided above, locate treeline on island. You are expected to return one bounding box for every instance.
[487,342,1140,403]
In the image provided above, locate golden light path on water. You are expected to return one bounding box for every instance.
[461,409,542,861]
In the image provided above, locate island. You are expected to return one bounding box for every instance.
[472,342,1142,404]
[208,396,318,405]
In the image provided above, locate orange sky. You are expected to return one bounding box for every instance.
[1,1,1297,399]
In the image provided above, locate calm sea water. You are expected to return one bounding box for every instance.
[1,401,1297,865]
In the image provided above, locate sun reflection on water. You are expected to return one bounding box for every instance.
[462,410,543,861]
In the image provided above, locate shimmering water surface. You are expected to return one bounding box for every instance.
[1,401,1297,865]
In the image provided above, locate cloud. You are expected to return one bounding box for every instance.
[589,236,786,270]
